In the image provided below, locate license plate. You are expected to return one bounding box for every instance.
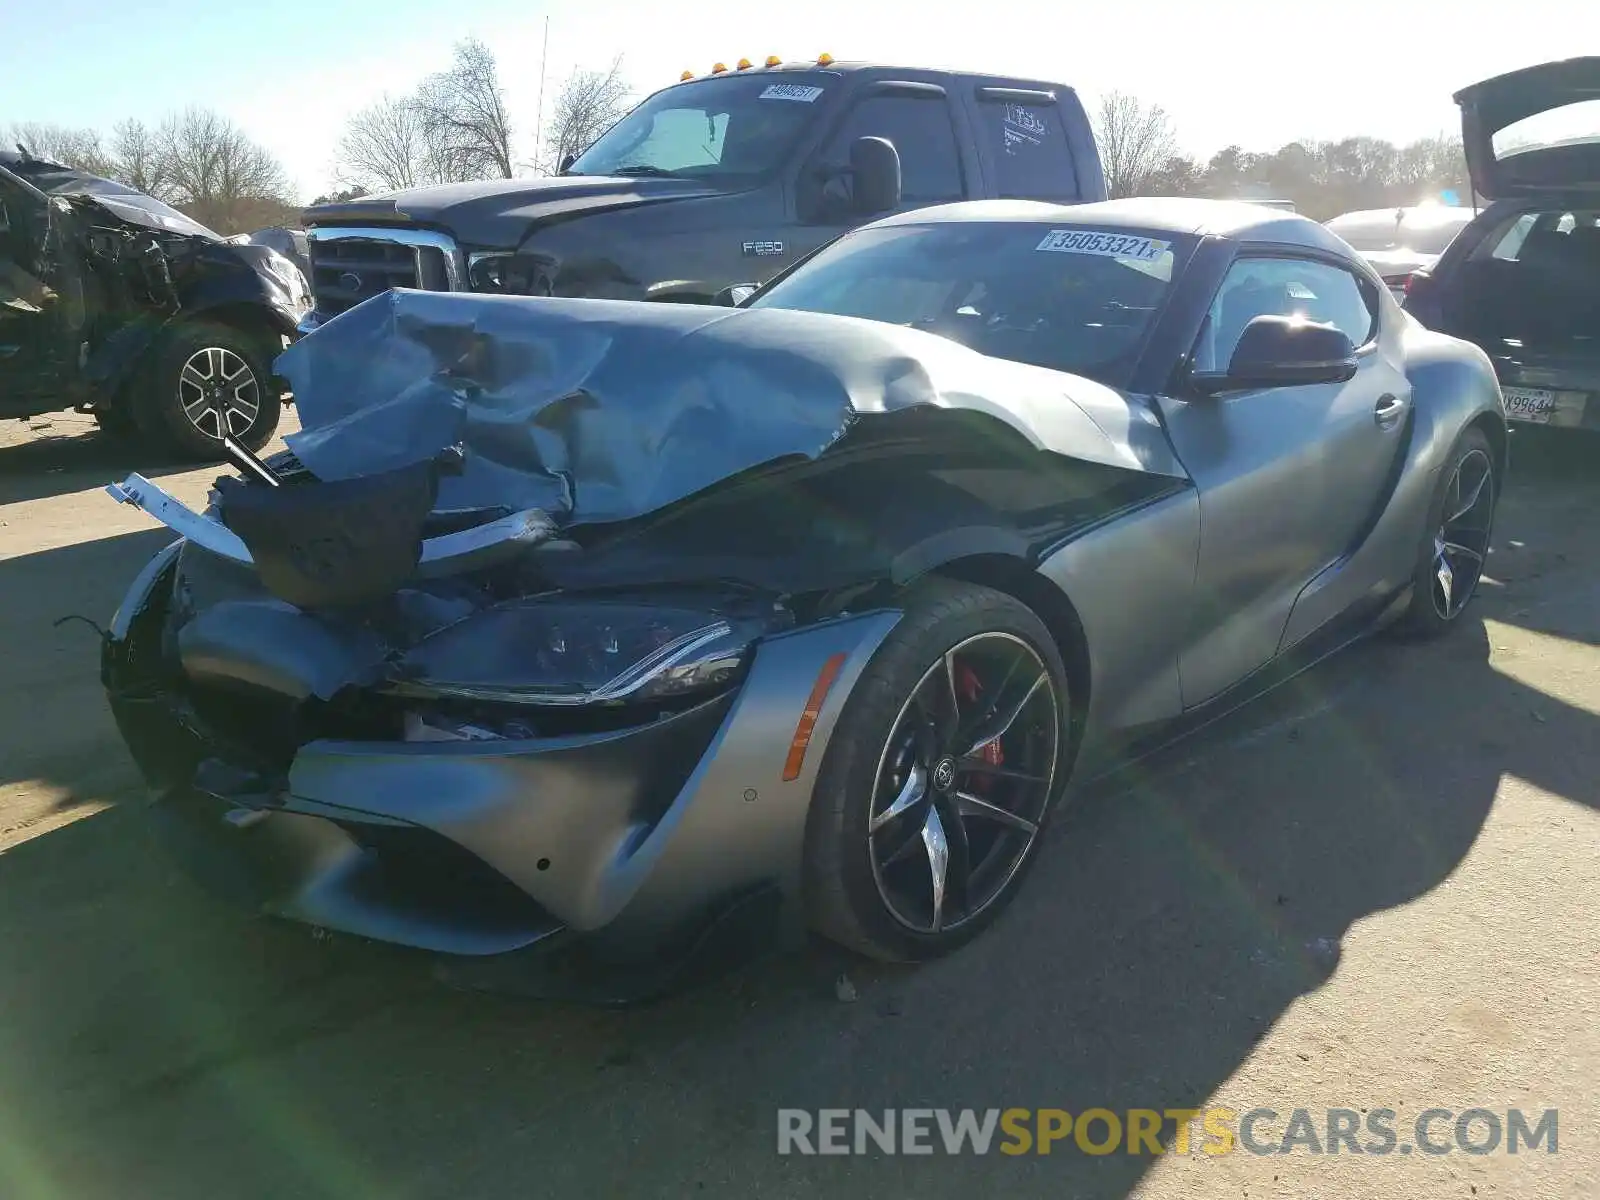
[1503,387,1555,424]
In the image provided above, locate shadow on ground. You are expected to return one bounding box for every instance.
[0,424,202,508]
[0,432,1595,1198]
[0,528,177,817]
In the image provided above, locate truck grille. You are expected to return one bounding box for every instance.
[307,231,461,317]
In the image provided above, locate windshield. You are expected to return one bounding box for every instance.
[1327,209,1471,256]
[567,72,836,182]
[749,221,1192,386]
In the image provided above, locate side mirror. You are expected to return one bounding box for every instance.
[849,136,902,214]
[558,153,577,174]
[712,283,757,307]
[1192,315,1357,394]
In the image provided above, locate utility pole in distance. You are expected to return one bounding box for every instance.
[534,14,551,174]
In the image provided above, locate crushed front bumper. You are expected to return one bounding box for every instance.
[105,548,901,986]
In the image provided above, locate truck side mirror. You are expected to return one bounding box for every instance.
[850,136,902,214]
[713,283,758,307]
[559,153,577,174]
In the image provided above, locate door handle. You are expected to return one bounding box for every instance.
[1374,394,1406,429]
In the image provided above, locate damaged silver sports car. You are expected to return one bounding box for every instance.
[101,197,1507,994]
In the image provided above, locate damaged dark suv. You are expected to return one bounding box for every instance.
[1,149,310,456]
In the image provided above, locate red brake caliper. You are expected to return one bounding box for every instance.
[956,665,1004,792]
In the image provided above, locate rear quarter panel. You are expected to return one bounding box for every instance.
[1277,310,1506,650]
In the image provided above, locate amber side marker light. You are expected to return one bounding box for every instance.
[782,653,848,781]
[680,70,694,80]
[737,57,753,70]
[817,52,834,65]
[765,55,782,67]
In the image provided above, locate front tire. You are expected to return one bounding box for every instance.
[134,322,281,459]
[803,579,1072,962]
[1396,425,1498,638]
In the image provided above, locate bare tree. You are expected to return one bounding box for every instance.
[1092,92,1179,199]
[1395,133,1472,201]
[1142,154,1206,197]
[413,39,515,180]
[543,57,632,173]
[156,107,290,233]
[5,121,112,175]
[311,185,370,205]
[108,119,169,199]
[336,94,446,191]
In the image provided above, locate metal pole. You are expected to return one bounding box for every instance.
[534,15,550,174]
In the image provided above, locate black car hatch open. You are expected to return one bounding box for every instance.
[1456,57,1600,200]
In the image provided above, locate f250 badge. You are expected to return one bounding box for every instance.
[742,240,785,257]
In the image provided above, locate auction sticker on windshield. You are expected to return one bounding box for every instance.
[761,84,825,103]
[1036,229,1171,262]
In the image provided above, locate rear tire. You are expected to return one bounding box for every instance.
[802,579,1072,962]
[134,322,281,460]
[1395,425,1498,639]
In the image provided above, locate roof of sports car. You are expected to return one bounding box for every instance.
[878,196,1350,252]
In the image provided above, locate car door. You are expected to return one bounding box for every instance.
[0,169,72,412]
[787,84,969,263]
[1154,251,1410,707]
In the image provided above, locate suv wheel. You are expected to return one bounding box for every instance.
[135,322,281,459]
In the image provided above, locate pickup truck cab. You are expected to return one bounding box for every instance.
[298,58,1105,326]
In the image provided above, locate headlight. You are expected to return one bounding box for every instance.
[468,251,554,296]
[393,595,787,707]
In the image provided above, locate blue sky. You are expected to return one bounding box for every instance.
[0,0,1582,201]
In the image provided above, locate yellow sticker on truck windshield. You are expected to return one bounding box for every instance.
[1036,229,1171,262]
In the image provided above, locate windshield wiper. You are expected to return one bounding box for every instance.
[610,165,681,179]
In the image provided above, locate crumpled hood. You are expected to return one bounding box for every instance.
[301,175,722,248]
[277,289,1186,526]
[0,152,221,240]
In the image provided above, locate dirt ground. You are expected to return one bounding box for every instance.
[1,409,1597,1199]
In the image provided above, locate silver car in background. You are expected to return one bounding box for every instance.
[1325,205,1477,303]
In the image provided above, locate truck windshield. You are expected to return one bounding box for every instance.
[749,221,1194,387]
[567,73,836,183]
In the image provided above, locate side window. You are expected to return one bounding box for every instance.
[1192,257,1378,374]
[977,100,1079,200]
[823,95,964,203]
[1490,213,1538,260]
